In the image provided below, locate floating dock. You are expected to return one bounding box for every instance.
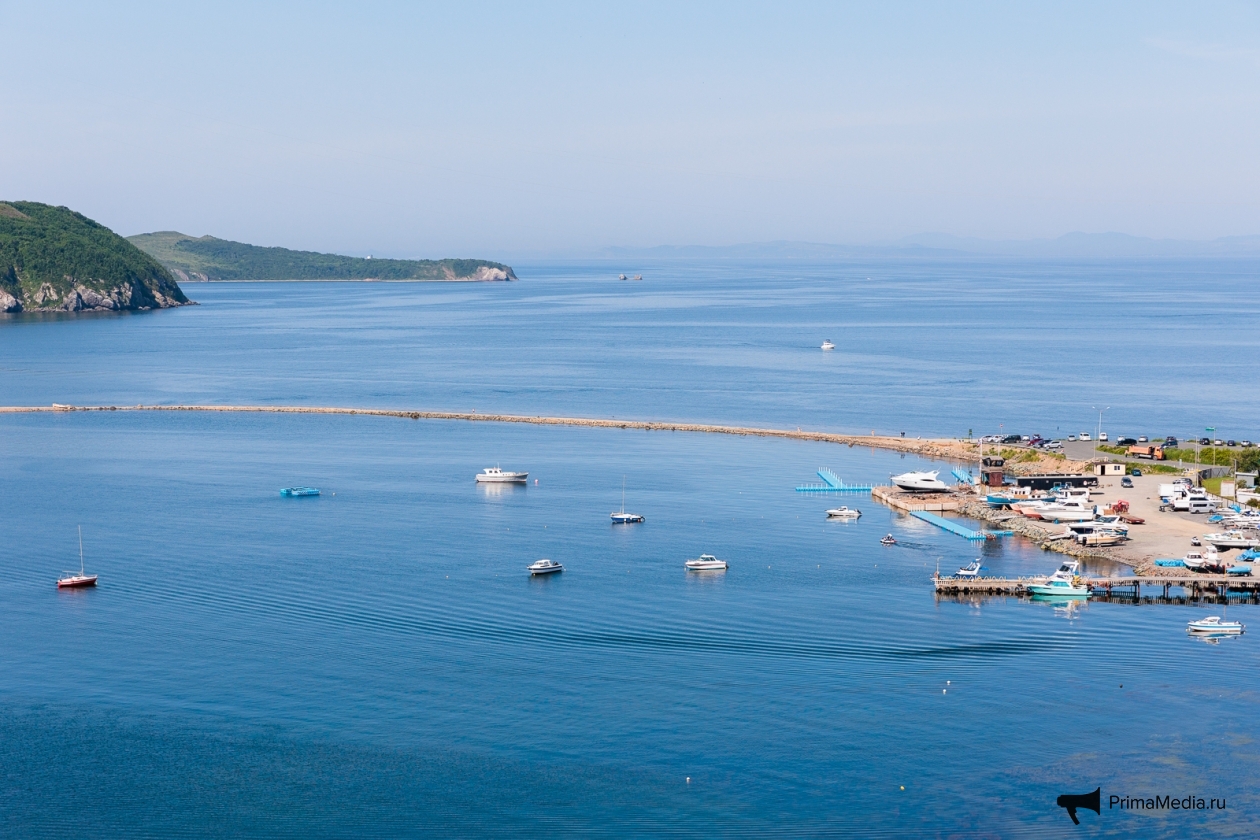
[909,510,1014,541]
[795,468,874,493]
[870,485,964,512]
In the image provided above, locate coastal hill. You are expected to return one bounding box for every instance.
[129,231,517,283]
[0,202,190,313]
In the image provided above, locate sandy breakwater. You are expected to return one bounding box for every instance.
[1,403,1090,472]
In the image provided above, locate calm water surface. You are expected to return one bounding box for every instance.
[2,260,1259,837]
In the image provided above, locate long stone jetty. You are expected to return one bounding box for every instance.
[3,403,972,455]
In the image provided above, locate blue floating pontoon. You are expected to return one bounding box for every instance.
[280,487,321,497]
[1154,558,1185,567]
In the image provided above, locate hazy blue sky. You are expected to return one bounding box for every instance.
[4,2,1259,256]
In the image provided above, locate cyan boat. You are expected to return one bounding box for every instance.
[1027,560,1090,598]
[280,487,320,497]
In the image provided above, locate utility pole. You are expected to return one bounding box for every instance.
[1092,406,1108,462]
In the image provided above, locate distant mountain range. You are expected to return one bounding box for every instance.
[597,232,1260,260]
[129,231,517,282]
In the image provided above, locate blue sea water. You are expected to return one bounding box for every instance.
[2,259,1260,837]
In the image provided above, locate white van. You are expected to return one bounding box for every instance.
[1188,497,1215,514]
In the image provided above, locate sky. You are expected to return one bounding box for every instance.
[3,1,1260,257]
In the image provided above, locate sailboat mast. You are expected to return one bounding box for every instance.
[78,525,84,575]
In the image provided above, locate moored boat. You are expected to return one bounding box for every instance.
[955,559,985,579]
[57,526,98,589]
[477,467,529,483]
[1027,560,1090,598]
[610,477,644,523]
[528,558,564,575]
[685,554,728,571]
[280,486,320,497]
[1187,616,1244,635]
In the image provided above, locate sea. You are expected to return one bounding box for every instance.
[2,258,1259,837]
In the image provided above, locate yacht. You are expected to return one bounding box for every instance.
[890,470,949,493]
[955,559,985,579]
[528,558,564,575]
[1187,616,1244,635]
[685,554,728,571]
[1027,560,1091,598]
[821,340,835,350]
[610,477,644,523]
[1203,531,1260,550]
[825,506,861,519]
[477,467,528,483]
[57,527,98,589]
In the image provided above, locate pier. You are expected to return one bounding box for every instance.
[909,510,1014,541]
[795,468,874,493]
[934,573,1260,600]
[870,485,964,512]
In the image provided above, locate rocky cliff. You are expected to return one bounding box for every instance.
[0,202,191,313]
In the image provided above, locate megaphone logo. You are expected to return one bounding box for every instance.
[1056,787,1101,825]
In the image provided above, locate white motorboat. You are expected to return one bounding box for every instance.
[685,554,728,571]
[476,466,529,483]
[821,340,835,350]
[1187,616,1244,635]
[955,559,985,579]
[528,558,564,575]
[1077,530,1126,547]
[890,470,949,493]
[1182,547,1223,573]
[825,506,861,519]
[1203,531,1260,550]
[1034,500,1098,522]
[880,534,897,546]
[1027,560,1091,598]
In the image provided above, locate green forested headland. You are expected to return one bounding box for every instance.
[129,231,517,282]
[0,202,190,313]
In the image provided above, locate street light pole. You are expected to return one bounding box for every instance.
[1092,406,1108,462]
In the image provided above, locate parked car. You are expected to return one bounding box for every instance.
[1079,432,1091,441]
[1068,435,1078,442]
[1099,432,1108,441]
[1199,437,1211,445]
[1165,437,1178,447]
[1227,440,1238,447]
[1131,468,1142,476]
[1243,440,1254,448]
[1001,434,1022,444]
[1214,439,1224,446]
[1121,476,1134,488]
[1045,440,1063,450]
[1137,436,1148,443]
[980,434,1002,443]
[1117,437,1137,446]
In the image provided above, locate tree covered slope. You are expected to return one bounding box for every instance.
[129,231,516,282]
[0,202,190,313]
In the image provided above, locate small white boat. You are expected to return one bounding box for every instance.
[825,506,861,519]
[1203,531,1260,550]
[880,534,897,546]
[1187,616,1244,635]
[477,466,528,483]
[821,340,835,350]
[57,526,98,589]
[890,470,949,493]
[955,559,985,579]
[1034,500,1098,522]
[685,554,728,571]
[1027,560,1090,598]
[528,558,564,575]
[1183,547,1222,573]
